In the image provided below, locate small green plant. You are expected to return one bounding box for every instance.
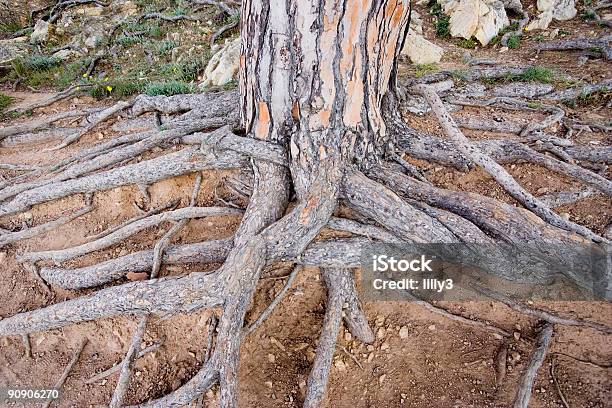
[115,35,142,46]
[222,79,238,90]
[145,80,192,96]
[534,34,545,42]
[414,63,440,78]
[518,66,554,83]
[527,102,542,109]
[155,40,176,56]
[449,69,469,81]
[581,10,597,20]
[457,38,477,49]
[506,34,521,49]
[0,21,21,35]
[24,55,60,71]
[428,0,451,38]
[0,92,13,111]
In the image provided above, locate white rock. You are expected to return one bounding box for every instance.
[200,37,240,88]
[401,32,444,64]
[526,0,576,31]
[438,0,510,46]
[30,19,50,44]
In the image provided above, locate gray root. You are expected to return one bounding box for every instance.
[42,338,88,408]
[19,206,242,263]
[415,84,603,242]
[0,196,93,248]
[243,265,300,336]
[476,285,612,334]
[513,323,554,408]
[403,291,511,338]
[84,343,161,384]
[0,146,245,218]
[304,268,360,408]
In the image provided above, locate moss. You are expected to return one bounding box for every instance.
[0,92,13,111]
[414,63,440,78]
[145,80,193,96]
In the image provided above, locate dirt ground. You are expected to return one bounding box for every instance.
[0,2,611,408]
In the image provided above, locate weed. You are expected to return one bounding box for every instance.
[518,66,554,83]
[449,69,469,81]
[24,55,60,71]
[534,34,545,42]
[0,92,13,111]
[527,102,542,109]
[155,40,176,56]
[115,35,142,46]
[145,80,193,96]
[0,21,21,35]
[457,38,477,49]
[414,63,440,78]
[222,79,238,90]
[507,34,521,49]
[581,10,597,20]
[428,0,450,38]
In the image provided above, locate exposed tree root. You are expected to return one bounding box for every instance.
[49,101,133,150]
[42,337,88,408]
[84,343,162,385]
[19,206,242,263]
[304,268,373,407]
[536,36,612,60]
[475,285,612,334]
[0,194,93,248]
[416,85,602,242]
[403,291,511,338]
[513,323,554,408]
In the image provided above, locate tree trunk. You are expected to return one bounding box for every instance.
[240,0,411,177]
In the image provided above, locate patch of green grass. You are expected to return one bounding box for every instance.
[0,92,13,111]
[507,34,521,49]
[581,10,597,20]
[457,38,477,49]
[517,66,554,83]
[155,40,176,56]
[23,55,60,71]
[527,102,542,109]
[0,21,21,35]
[449,69,469,81]
[414,63,440,78]
[222,79,238,90]
[145,80,193,96]
[115,35,143,46]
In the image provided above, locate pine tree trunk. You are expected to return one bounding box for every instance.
[239,0,411,183]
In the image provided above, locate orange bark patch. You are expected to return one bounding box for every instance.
[255,101,271,140]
